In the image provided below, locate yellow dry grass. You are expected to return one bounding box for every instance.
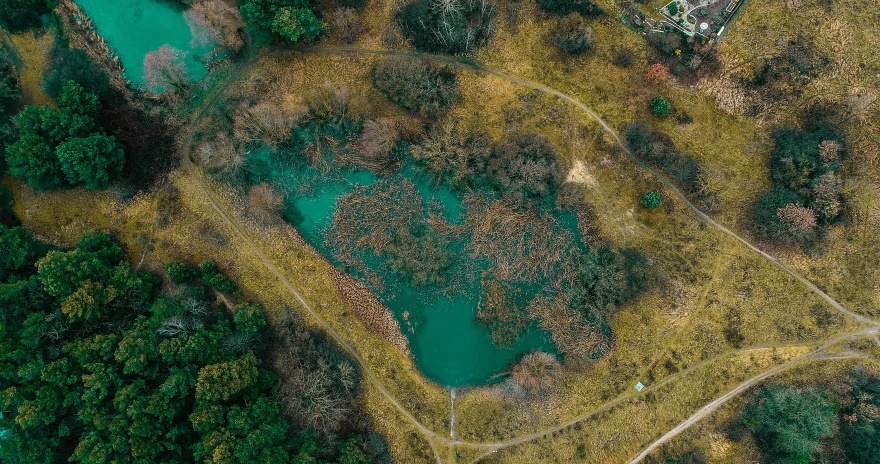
[5,29,52,106]
[9,0,880,461]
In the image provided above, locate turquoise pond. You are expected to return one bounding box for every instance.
[76,0,559,387]
[246,146,559,388]
[75,0,208,86]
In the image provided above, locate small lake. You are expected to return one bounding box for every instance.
[76,0,560,387]
[247,146,559,388]
[75,0,208,86]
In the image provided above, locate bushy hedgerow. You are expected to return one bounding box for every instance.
[0,0,55,33]
[372,57,460,119]
[42,43,110,99]
[397,0,496,55]
[742,386,836,464]
[536,0,602,17]
[752,122,845,244]
[554,13,593,55]
[4,82,125,190]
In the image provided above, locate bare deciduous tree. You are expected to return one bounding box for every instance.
[331,7,364,44]
[143,45,191,94]
[184,0,245,54]
[344,118,401,174]
[196,131,244,177]
[233,102,296,150]
[510,351,560,394]
[281,367,350,434]
[247,183,284,222]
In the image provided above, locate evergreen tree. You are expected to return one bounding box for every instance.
[742,386,836,464]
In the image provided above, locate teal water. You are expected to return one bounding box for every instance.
[75,0,208,86]
[247,147,557,387]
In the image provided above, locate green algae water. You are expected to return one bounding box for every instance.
[75,0,208,86]
[246,146,558,387]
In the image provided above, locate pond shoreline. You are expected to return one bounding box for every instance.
[57,0,131,89]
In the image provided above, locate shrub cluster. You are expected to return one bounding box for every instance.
[650,95,670,116]
[397,0,496,55]
[642,191,661,209]
[752,122,845,244]
[409,120,492,192]
[564,247,649,346]
[372,57,461,119]
[42,43,110,99]
[0,49,20,115]
[487,134,565,210]
[554,13,593,55]
[164,260,238,294]
[751,38,828,88]
[537,0,602,16]
[742,386,836,464]
[0,49,20,174]
[0,0,55,33]
[239,0,322,43]
[625,120,718,212]
[839,370,880,463]
[411,130,564,209]
[4,82,125,190]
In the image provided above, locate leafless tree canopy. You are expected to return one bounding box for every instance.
[143,45,191,94]
[233,101,296,150]
[184,0,245,54]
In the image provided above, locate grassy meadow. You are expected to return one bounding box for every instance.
[5,0,880,461]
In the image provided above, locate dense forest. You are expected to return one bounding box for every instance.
[0,225,387,463]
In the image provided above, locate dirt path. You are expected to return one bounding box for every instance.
[450,389,458,440]
[627,343,872,463]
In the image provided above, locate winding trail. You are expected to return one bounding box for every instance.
[627,336,875,463]
[177,45,880,463]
